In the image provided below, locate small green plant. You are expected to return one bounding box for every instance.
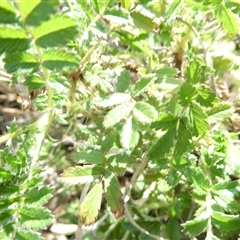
[1,0,240,239]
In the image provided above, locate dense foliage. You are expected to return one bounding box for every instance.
[0,0,240,239]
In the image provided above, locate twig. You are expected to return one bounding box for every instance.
[176,17,216,94]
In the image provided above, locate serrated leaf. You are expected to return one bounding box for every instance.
[17,0,58,26]
[79,182,103,226]
[131,11,157,32]
[179,83,198,106]
[19,207,53,230]
[94,93,131,110]
[23,75,45,90]
[0,27,30,54]
[101,132,116,152]
[213,195,240,213]
[151,114,178,130]
[108,153,129,175]
[185,61,202,84]
[190,102,208,136]
[120,116,139,149]
[133,101,158,124]
[206,103,233,121]
[34,15,78,48]
[42,49,79,71]
[212,180,240,192]
[215,5,238,35]
[195,85,219,107]
[212,211,240,231]
[0,2,17,23]
[24,186,52,207]
[116,70,131,93]
[104,171,124,217]
[131,75,156,96]
[174,118,192,158]
[3,52,39,73]
[103,102,134,128]
[73,151,105,164]
[60,166,104,185]
[188,167,210,191]
[148,126,177,161]
[104,9,130,25]
[15,230,44,240]
[183,218,208,236]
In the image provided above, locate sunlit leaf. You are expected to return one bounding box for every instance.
[42,49,79,71]
[34,15,78,48]
[73,151,105,164]
[60,166,104,185]
[183,218,208,236]
[131,75,156,96]
[133,101,158,124]
[79,182,103,225]
[19,207,53,230]
[120,116,139,149]
[0,2,17,23]
[103,102,134,128]
[23,75,45,90]
[116,70,131,93]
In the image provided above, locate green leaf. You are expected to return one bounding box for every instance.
[133,101,158,124]
[131,75,156,97]
[179,83,198,106]
[212,211,240,231]
[120,0,132,10]
[151,114,178,130]
[104,171,124,217]
[116,70,131,93]
[108,153,129,175]
[0,27,30,54]
[166,218,181,240]
[15,230,44,240]
[156,66,178,78]
[24,186,52,207]
[104,9,130,25]
[42,49,79,71]
[131,11,157,32]
[166,168,179,186]
[206,103,233,121]
[120,116,139,149]
[212,180,240,192]
[190,102,209,136]
[174,118,192,158]
[34,15,78,48]
[165,0,182,21]
[3,52,39,73]
[101,132,116,152]
[188,167,210,191]
[195,85,219,107]
[17,0,58,26]
[103,102,134,128]
[78,182,103,226]
[94,93,131,110]
[215,5,239,35]
[23,75,45,91]
[60,166,104,185]
[19,207,53,230]
[73,151,105,164]
[183,218,208,236]
[148,126,177,161]
[185,61,202,84]
[0,2,17,23]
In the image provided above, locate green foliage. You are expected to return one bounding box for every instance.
[0,0,240,239]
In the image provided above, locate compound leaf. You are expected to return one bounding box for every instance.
[73,151,105,164]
